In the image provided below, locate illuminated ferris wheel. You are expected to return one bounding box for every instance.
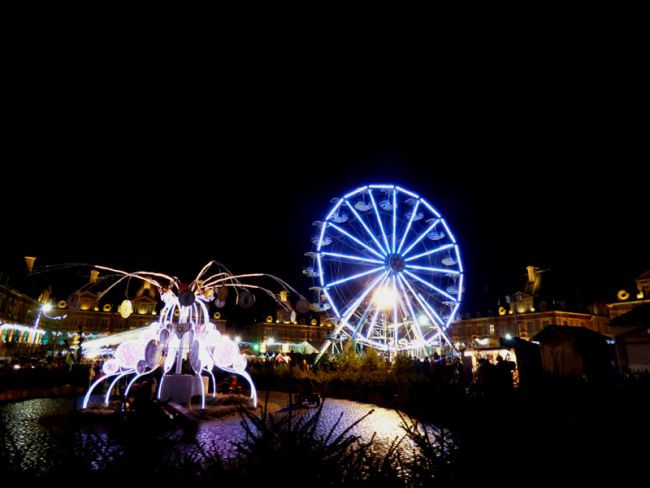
[306,184,464,359]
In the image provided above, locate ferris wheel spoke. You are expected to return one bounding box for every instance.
[392,188,397,253]
[353,273,389,338]
[401,219,441,258]
[418,294,447,330]
[397,198,421,254]
[357,306,380,341]
[440,219,458,245]
[456,273,464,303]
[398,274,445,327]
[344,200,388,256]
[404,244,454,263]
[448,301,461,324]
[403,270,458,303]
[362,306,382,344]
[352,299,377,339]
[320,251,384,265]
[324,266,384,289]
[399,277,455,350]
[333,271,388,335]
[321,288,341,318]
[328,223,386,260]
[396,275,425,344]
[404,264,460,275]
[418,295,455,348]
[368,190,391,254]
[454,245,464,274]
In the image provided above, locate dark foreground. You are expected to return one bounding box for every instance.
[1,378,649,486]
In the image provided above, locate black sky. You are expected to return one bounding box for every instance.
[2,55,647,311]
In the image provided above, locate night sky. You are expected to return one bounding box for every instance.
[2,90,647,312]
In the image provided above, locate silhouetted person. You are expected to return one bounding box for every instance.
[495,355,515,393]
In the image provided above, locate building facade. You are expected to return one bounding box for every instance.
[607,270,650,319]
[449,309,612,349]
[0,283,49,353]
[246,317,334,353]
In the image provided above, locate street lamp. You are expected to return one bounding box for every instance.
[33,302,66,329]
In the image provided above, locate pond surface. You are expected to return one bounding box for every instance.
[0,392,435,473]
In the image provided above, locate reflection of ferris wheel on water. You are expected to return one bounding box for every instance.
[306,184,464,359]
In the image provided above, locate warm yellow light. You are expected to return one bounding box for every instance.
[374,286,397,310]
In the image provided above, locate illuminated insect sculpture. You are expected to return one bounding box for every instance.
[83,261,300,410]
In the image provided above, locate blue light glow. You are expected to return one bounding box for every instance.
[399,274,443,329]
[392,189,397,253]
[401,219,440,257]
[397,198,421,254]
[325,266,384,288]
[396,276,425,344]
[317,253,324,286]
[344,200,387,255]
[368,189,391,254]
[328,223,386,260]
[395,186,420,199]
[320,251,383,264]
[317,220,328,252]
[322,289,341,317]
[405,264,460,275]
[456,274,464,302]
[391,275,399,338]
[419,199,442,218]
[440,219,457,244]
[404,244,454,262]
[403,270,458,302]
[325,198,345,222]
[344,185,368,199]
[338,271,388,325]
[455,245,464,273]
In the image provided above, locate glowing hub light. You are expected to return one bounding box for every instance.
[42,303,53,312]
[374,285,397,311]
[418,313,430,325]
[505,333,512,340]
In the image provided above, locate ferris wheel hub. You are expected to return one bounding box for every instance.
[387,254,405,272]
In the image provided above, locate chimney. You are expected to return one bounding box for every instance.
[90,270,99,283]
[24,256,36,273]
[527,266,537,284]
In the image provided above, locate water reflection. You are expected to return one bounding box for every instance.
[1,393,432,472]
[0,398,75,473]
[194,393,419,460]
